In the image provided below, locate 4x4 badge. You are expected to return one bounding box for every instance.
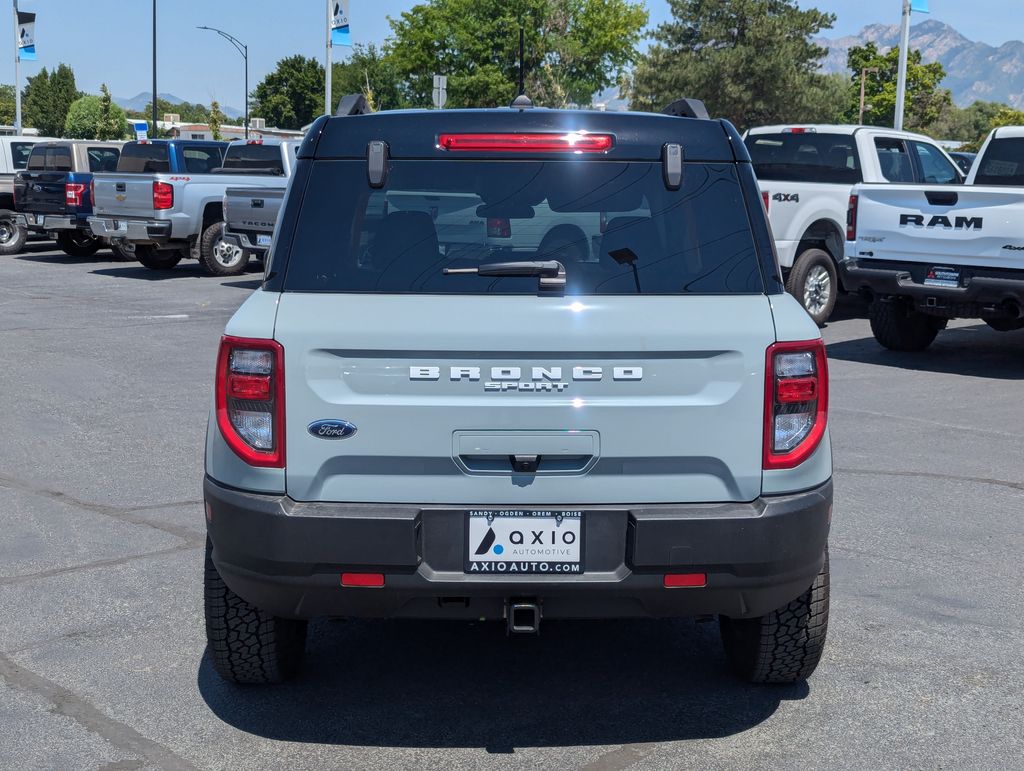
[307,420,357,440]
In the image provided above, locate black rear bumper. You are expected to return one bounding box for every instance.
[205,477,832,621]
[841,257,1024,318]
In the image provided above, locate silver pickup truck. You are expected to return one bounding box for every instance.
[222,186,285,264]
[88,139,299,274]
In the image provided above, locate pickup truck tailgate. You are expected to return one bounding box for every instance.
[92,173,158,218]
[853,184,1024,269]
[224,186,284,244]
[15,171,70,214]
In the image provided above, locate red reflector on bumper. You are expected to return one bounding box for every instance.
[664,573,707,588]
[341,572,385,587]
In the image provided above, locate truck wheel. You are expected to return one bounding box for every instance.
[200,222,250,276]
[786,248,837,327]
[56,230,101,257]
[719,549,830,684]
[0,213,27,255]
[869,300,944,351]
[984,318,1024,332]
[134,244,182,271]
[204,537,307,684]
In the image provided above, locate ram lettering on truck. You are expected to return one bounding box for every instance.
[842,125,1024,351]
[898,214,984,230]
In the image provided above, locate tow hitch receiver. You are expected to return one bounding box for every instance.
[507,599,541,634]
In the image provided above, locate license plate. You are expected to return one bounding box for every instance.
[465,510,583,574]
[257,234,272,247]
[924,266,960,288]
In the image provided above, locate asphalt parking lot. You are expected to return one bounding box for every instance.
[1,245,1022,769]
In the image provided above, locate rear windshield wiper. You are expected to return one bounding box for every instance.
[443,260,566,292]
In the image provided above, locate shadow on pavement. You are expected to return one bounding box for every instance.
[221,278,263,290]
[198,618,805,751]
[827,323,1024,380]
[89,264,209,280]
[15,249,127,265]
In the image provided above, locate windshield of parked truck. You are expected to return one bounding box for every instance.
[974,138,1024,186]
[282,160,765,295]
[746,132,862,184]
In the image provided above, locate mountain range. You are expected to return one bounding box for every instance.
[817,19,1024,109]
[113,91,243,120]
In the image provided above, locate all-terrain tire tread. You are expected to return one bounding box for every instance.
[203,539,306,684]
[869,301,941,351]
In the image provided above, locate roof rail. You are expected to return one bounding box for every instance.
[661,98,710,120]
[335,94,370,117]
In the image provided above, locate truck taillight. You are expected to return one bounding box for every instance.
[487,217,511,238]
[762,190,770,213]
[65,183,86,207]
[763,340,828,470]
[90,179,95,207]
[216,336,285,468]
[153,181,174,210]
[846,194,858,241]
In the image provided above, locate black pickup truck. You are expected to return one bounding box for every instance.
[14,140,125,256]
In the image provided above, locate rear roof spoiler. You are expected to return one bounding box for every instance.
[335,94,371,116]
[661,98,710,120]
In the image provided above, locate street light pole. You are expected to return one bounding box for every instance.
[152,0,158,135]
[859,67,880,125]
[197,26,249,138]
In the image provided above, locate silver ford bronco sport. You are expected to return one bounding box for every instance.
[203,96,833,685]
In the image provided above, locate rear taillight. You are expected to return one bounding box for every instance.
[89,179,95,207]
[846,194,858,241]
[599,211,609,233]
[763,340,828,470]
[153,181,174,210]
[439,132,614,153]
[65,182,86,207]
[487,217,511,238]
[761,190,770,213]
[215,336,285,468]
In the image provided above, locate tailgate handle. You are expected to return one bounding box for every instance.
[115,182,126,192]
[925,190,958,206]
[454,430,599,476]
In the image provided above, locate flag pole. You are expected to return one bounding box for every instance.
[894,0,911,131]
[13,0,21,134]
[325,0,332,116]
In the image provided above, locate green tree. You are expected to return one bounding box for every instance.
[208,100,224,140]
[250,55,326,129]
[630,0,841,130]
[49,63,80,135]
[955,106,1024,152]
[331,44,405,112]
[0,84,15,125]
[845,43,950,131]
[96,84,127,140]
[23,67,52,135]
[388,0,648,108]
[64,95,104,139]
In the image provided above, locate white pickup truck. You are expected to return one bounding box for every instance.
[842,126,1024,351]
[744,125,963,324]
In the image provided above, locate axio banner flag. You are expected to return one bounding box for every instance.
[330,1,350,47]
[911,0,929,12]
[18,11,36,61]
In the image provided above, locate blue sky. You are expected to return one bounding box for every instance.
[0,1,1018,111]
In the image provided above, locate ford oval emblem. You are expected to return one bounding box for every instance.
[308,419,357,440]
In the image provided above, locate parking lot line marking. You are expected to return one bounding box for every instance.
[0,543,201,587]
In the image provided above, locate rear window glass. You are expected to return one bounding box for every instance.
[87,147,121,172]
[117,143,170,173]
[11,141,35,170]
[746,132,862,184]
[26,146,46,171]
[974,138,1024,186]
[222,143,285,174]
[282,160,764,295]
[182,146,223,173]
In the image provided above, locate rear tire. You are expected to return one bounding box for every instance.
[204,537,307,684]
[134,244,182,271]
[786,248,837,327]
[983,317,1024,332]
[200,221,250,276]
[869,300,944,351]
[719,549,830,684]
[0,212,27,255]
[56,230,101,257]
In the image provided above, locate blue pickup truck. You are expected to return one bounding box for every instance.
[14,141,125,256]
